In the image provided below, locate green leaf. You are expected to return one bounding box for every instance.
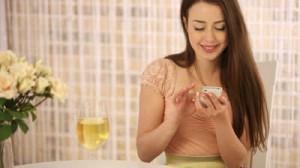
[4,99,17,110]
[0,98,6,107]
[11,120,18,134]
[21,103,36,112]
[3,112,13,121]
[7,109,27,119]
[30,111,37,121]
[0,112,5,121]
[16,119,29,133]
[0,125,12,141]
[24,111,29,118]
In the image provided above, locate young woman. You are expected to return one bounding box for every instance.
[137,0,269,167]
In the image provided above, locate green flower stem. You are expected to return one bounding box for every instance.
[17,92,35,111]
[33,97,48,107]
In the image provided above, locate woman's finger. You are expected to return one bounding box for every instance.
[174,88,185,103]
[174,83,195,103]
[185,83,195,91]
[202,93,215,114]
[208,93,221,110]
[194,92,203,110]
[219,96,228,105]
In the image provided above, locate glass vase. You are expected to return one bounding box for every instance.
[0,138,13,168]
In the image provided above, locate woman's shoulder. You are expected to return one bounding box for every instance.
[141,58,177,97]
[147,57,176,67]
[143,58,176,75]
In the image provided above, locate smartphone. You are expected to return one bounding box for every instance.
[201,86,222,98]
[200,86,223,107]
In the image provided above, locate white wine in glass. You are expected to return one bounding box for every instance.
[76,100,110,151]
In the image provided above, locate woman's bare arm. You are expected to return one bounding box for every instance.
[137,84,194,162]
[212,113,250,168]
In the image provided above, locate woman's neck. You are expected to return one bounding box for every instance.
[193,59,221,86]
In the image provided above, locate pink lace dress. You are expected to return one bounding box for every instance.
[141,58,236,155]
[140,58,249,168]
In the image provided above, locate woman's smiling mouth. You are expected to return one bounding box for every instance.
[201,44,220,53]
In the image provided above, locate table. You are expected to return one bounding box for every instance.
[14,160,174,168]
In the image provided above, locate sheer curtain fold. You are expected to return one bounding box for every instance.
[4,0,300,167]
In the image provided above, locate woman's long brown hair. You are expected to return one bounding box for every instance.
[166,0,269,152]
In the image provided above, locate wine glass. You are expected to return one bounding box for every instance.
[76,100,110,151]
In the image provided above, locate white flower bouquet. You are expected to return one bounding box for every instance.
[0,50,68,141]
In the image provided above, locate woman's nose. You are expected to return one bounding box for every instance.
[203,29,216,43]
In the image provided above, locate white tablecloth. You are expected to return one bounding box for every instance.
[14,160,174,168]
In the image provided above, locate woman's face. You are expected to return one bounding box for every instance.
[184,2,228,61]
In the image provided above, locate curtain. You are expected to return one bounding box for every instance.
[4,0,300,167]
[0,0,8,50]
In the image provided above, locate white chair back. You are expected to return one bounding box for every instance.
[250,60,277,168]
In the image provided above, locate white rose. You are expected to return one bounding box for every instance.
[49,77,68,103]
[17,56,26,63]
[0,50,18,68]
[18,77,35,94]
[35,77,50,94]
[0,70,17,99]
[0,52,7,67]
[9,62,36,82]
[35,60,52,77]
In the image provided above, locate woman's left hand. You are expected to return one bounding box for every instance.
[194,92,229,119]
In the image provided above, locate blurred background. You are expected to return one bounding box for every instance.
[0,0,299,167]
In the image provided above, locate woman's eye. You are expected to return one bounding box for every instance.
[215,26,226,31]
[194,27,205,31]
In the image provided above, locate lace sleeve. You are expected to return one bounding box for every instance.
[141,58,175,98]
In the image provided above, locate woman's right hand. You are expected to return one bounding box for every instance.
[164,83,196,125]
